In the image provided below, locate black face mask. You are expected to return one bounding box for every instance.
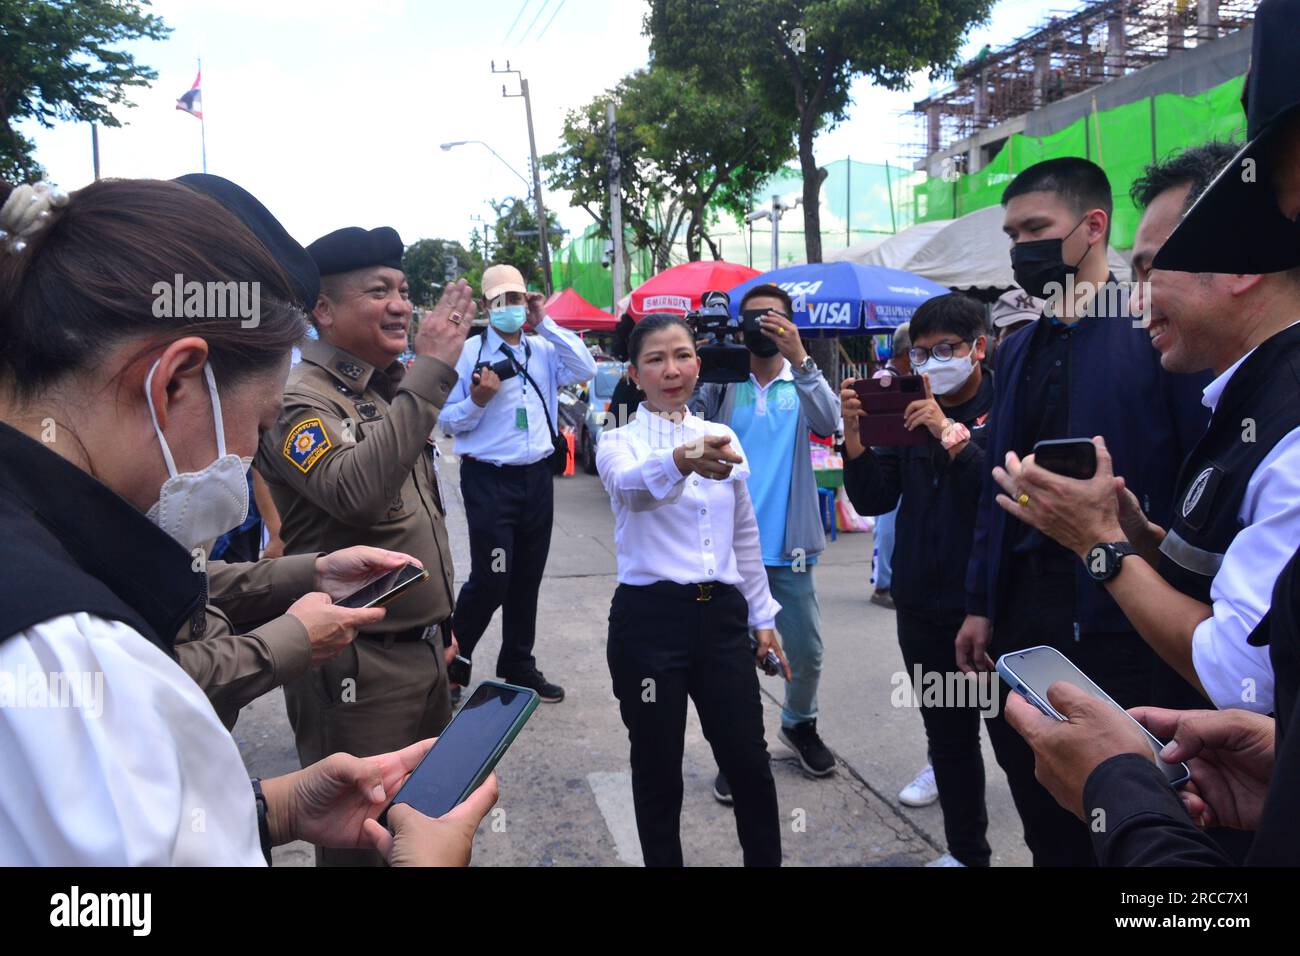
[1009,216,1089,299]
[741,308,781,357]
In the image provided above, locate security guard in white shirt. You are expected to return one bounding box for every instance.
[596,313,790,867]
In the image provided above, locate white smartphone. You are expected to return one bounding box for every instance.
[997,645,1190,788]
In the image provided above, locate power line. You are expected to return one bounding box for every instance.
[504,0,531,43]
[535,0,566,42]
[518,0,551,44]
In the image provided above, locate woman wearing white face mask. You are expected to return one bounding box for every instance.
[839,293,996,869]
[0,177,497,866]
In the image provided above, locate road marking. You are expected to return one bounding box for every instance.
[586,771,644,866]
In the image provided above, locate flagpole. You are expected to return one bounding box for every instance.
[198,58,207,174]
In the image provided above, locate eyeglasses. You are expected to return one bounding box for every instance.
[909,341,970,365]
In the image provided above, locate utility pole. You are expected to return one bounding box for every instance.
[605,102,625,313]
[91,124,101,181]
[493,60,553,295]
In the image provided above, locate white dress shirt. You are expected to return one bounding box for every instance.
[1189,330,1300,713]
[596,404,781,630]
[0,613,265,865]
[440,317,598,466]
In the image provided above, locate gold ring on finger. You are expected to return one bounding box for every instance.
[1017,493,1030,507]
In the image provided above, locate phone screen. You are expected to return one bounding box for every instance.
[335,563,427,610]
[999,647,1189,787]
[1033,439,1097,479]
[387,682,538,820]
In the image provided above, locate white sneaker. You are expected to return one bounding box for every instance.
[925,852,966,867]
[898,764,939,807]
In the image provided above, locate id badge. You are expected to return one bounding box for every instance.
[515,407,529,430]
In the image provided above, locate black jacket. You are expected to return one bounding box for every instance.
[843,372,994,614]
[1084,541,1300,866]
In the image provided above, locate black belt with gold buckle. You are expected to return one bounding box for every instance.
[696,583,714,603]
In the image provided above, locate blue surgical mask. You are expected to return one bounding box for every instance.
[490,304,527,334]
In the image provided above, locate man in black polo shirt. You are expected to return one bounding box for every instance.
[955,158,1210,866]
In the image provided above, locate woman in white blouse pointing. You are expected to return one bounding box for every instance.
[597,314,790,867]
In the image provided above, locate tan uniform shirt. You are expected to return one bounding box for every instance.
[174,554,317,729]
[254,340,459,634]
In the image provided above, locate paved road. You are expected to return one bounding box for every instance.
[237,439,1031,866]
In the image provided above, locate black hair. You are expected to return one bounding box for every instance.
[907,293,987,344]
[611,312,636,362]
[740,283,793,316]
[1129,141,1240,212]
[1002,157,1114,237]
[0,178,307,401]
[628,313,693,365]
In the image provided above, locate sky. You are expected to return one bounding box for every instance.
[22,0,1071,252]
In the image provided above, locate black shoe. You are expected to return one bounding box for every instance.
[503,668,565,703]
[712,772,733,805]
[779,720,836,777]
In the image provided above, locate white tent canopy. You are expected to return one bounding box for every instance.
[841,219,953,270]
[901,205,1131,289]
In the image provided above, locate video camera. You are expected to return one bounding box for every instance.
[685,290,751,384]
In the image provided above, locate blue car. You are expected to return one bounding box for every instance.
[575,361,626,474]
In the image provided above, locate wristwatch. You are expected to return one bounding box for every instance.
[798,354,817,374]
[1083,541,1137,582]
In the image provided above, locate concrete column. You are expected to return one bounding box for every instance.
[1033,48,1050,108]
[927,105,941,155]
[1197,0,1220,43]
[1105,13,1126,79]
[1168,15,1185,52]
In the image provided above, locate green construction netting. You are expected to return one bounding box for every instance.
[912,74,1248,248]
[553,73,1249,299]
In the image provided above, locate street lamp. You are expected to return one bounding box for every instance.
[439,140,532,193]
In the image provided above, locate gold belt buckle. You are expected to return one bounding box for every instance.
[696,583,714,603]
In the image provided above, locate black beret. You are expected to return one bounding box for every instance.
[173,173,320,311]
[307,226,405,278]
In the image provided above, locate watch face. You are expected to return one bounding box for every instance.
[1086,544,1121,580]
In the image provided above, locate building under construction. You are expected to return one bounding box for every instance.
[913,0,1257,176]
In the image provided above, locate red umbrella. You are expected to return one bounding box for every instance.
[544,288,617,332]
[628,260,760,319]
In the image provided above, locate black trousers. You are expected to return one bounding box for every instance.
[451,458,554,679]
[896,605,992,867]
[986,559,1156,867]
[607,582,781,867]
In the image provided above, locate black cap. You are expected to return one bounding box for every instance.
[174,173,320,311]
[307,226,404,278]
[1153,0,1300,275]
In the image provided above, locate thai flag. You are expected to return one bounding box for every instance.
[176,71,202,119]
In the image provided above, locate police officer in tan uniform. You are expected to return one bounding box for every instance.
[255,225,473,866]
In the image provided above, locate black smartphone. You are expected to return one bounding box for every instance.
[380,680,540,826]
[1033,438,1097,479]
[334,563,429,610]
[747,634,785,678]
[447,654,472,687]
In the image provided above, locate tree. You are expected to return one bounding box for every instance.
[483,196,563,291]
[544,62,796,268]
[0,0,170,181]
[647,0,994,263]
[402,238,477,308]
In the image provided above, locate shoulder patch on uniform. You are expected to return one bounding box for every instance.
[283,418,333,474]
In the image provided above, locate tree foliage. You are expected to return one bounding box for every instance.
[0,0,170,181]
[544,61,796,268]
[646,0,994,262]
[402,238,476,308]
[482,196,563,292]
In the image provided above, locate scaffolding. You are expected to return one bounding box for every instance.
[912,0,1256,163]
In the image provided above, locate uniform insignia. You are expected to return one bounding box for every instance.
[337,361,364,380]
[356,401,380,420]
[283,418,333,474]
[334,382,360,397]
[1180,464,1223,531]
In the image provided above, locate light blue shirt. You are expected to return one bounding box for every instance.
[440,316,597,466]
[730,365,812,568]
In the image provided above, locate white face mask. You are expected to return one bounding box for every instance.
[144,360,251,550]
[915,347,977,397]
